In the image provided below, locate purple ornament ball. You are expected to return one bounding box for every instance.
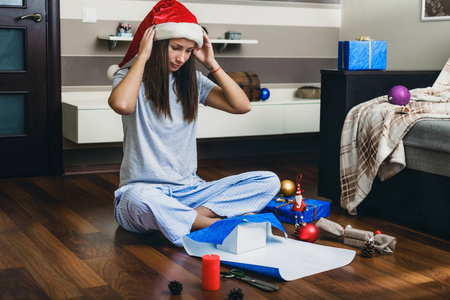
[388,85,410,106]
[260,88,270,101]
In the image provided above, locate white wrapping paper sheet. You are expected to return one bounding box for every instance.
[182,214,356,281]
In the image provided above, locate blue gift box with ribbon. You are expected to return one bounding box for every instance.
[260,197,330,224]
[338,39,387,70]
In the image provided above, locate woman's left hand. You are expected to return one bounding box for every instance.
[194,30,218,71]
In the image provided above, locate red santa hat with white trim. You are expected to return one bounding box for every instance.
[107,0,203,80]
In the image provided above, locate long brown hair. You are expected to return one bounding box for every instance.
[143,39,199,123]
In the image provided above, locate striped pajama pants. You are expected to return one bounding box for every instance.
[114,171,280,247]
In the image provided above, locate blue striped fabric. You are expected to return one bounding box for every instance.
[114,171,281,246]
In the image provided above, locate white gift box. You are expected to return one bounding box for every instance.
[216,221,267,254]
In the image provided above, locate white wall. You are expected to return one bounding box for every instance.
[341,0,450,71]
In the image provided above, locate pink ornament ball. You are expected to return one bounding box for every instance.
[388,85,410,106]
[298,223,319,243]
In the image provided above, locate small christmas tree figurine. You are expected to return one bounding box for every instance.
[228,287,244,300]
[168,280,183,295]
[360,239,375,258]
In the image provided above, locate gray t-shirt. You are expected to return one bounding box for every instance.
[112,69,216,188]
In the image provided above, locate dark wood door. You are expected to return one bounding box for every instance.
[0,0,62,177]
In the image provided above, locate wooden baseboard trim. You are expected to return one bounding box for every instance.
[64,164,120,176]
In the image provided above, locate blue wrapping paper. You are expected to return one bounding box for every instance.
[338,40,387,70]
[260,198,330,224]
[186,213,286,245]
[182,213,356,281]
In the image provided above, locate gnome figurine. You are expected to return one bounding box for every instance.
[291,174,307,212]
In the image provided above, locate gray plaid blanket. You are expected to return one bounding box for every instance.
[340,58,450,215]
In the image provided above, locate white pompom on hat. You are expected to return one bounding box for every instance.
[107,64,121,81]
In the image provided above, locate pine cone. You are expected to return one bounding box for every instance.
[228,287,244,300]
[168,280,183,295]
[360,241,375,258]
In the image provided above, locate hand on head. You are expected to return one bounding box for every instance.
[138,26,156,62]
[194,30,218,71]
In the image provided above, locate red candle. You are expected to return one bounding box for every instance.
[202,254,220,290]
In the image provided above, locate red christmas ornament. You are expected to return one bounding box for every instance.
[297,223,319,243]
[375,230,382,235]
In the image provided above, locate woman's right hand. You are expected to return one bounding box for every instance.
[108,26,156,115]
[138,26,156,61]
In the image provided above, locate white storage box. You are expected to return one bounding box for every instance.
[216,221,267,254]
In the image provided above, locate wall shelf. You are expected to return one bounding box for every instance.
[98,35,258,51]
[210,39,258,53]
[98,35,133,50]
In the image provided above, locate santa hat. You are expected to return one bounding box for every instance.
[107,0,203,80]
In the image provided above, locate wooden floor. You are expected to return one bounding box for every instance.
[0,152,449,299]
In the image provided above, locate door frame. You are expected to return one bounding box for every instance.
[46,0,63,176]
[0,0,62,177]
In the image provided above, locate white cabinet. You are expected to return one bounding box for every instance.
[283,102,320,134]
[62,88,320,144]
[62,91,123,144]
[197,105,284,138]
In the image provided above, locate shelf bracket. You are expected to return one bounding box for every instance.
[108,40,118,51]
[218,43,228,53]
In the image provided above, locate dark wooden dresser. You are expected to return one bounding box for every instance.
[318,69,440,203]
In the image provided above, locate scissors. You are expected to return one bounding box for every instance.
[220,269,279,292]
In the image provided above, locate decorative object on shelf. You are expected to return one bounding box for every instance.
[260,88,270,101]
[202,254,220,291]
[360,239,375,258]
[168,280,183,295]
[208,71,261,101]
[118,21,132,37]
[228,287,245,300]
[279,179,296,197]
[388,85,410,106]
[225,31,242,40]
[338,37,387,70]
[295,86,321,99]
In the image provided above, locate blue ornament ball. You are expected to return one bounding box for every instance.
[260,88,270,101]
[388,85,410,106]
